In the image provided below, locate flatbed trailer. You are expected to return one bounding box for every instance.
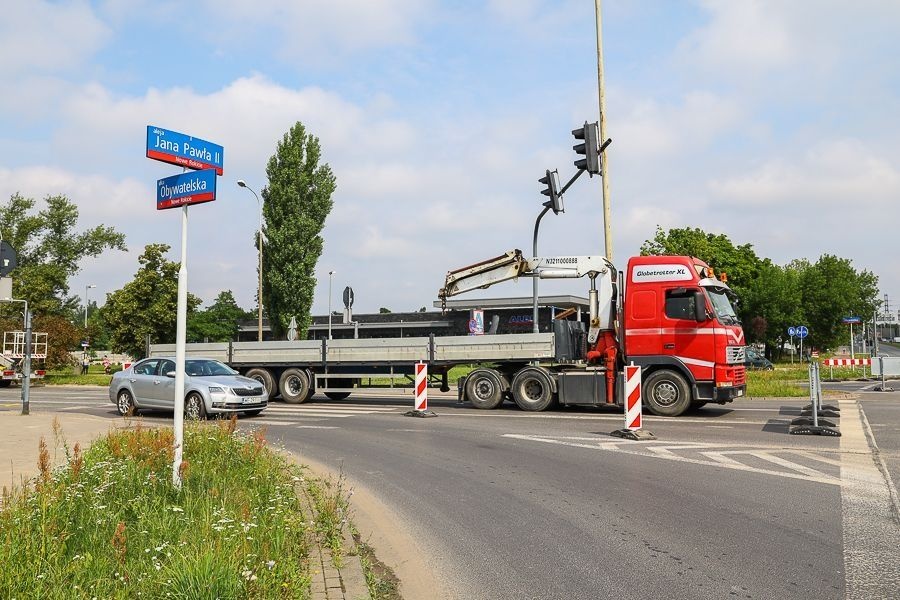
[149,329,590,408]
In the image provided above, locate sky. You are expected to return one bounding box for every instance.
[3,0,900,317]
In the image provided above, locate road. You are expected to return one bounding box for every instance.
[2,385,899,599]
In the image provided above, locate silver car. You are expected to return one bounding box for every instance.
[109,357,268,419]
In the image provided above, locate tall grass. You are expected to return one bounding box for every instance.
[0,420,312,598]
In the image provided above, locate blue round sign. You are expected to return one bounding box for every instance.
[797,326,808,339]
[788,327,796,337]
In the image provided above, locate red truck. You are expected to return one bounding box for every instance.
[441,250,747,416]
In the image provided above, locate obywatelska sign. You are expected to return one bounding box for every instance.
[146,126,224,175]
[157,169,217,210]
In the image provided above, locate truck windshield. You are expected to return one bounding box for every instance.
[705,287,740,325]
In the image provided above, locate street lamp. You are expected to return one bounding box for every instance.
[84,284,96,329]
[237,180,263,342]
[328,270,335,340]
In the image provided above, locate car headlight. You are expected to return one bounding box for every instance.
[207,386,226,394]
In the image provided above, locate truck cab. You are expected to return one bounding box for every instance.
[623,256,746,415]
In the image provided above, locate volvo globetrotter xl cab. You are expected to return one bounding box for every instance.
[624,256,747,415]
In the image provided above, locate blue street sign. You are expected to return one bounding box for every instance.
[146,126,224,175]
[841,316,862,324]
[788,326,797,337]
[157,169,217,210]
[797,325,808,339]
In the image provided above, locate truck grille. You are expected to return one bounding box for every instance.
[733,367,746,386]
[232,386,264,397]
[726,346,746,365]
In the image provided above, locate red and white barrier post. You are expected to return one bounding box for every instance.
[415,362,428,412]
[405,361,437,418]
[611,363,654,440]
[625,364,642,431]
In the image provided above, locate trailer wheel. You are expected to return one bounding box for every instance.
[511,367,555,412]
[245,368,276,399]
[303,369,316,401]
[465,369,505,409]
[643,369,691,417]
[0,380,10,388]
[325,378,352,401]
[279,368,311,404]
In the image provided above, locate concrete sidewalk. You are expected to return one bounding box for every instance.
[0,410,126,493]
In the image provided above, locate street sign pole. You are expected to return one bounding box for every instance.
[172,204,188,489]
[22,307,31,416]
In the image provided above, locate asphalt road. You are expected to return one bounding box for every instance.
[2,386,898,599]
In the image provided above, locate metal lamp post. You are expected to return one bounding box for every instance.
[328,270,335,339]
[237,180,263,341]
[1,297,29,414]
[84,284,96,328]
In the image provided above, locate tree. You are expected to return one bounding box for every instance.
[739,260,803,358]
[261,122,336,339]
[0,193,126,316]
[187,291,252,342]
[379,307,392,314]
[103,244,200,359]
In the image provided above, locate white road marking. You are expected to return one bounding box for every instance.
[839,399,900,598]
[502,434,841,485]
[746,452,830,478]
[296,425,339,430]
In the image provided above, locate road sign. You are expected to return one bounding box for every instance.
[842,316,862,324]
[81,340,89,348]
[788,326,797,337]
[156,169,217,210]
[797,326,808,339]
[146,126,224,175]
[343,286,354,309]
[0,241,17,276]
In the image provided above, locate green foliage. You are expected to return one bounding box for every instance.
[0,423,312,598]
[187,290,252,342]
[103,244,200,359]
[378,307,391,314]
[262,122,336,339]
[0,193,126,316]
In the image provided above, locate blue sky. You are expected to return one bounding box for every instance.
[3,0,900,317]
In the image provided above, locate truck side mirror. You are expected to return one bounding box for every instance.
[694,291,708,322]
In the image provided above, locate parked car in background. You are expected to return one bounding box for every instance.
[109,357,268,419]
[745,347,774,370]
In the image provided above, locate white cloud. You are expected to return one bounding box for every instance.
[0,1,110,78]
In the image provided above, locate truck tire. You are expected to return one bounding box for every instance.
[279,368,311,404]
[325,378,352,401]
[245,368,276,399]
[465,369,505,409]
[643,369,691,417]
[511,367,555,412]
[0,380,10,388]
[303,369,316,401]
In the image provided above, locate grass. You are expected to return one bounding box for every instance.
[0,419,316,598]
[43,364,115,386]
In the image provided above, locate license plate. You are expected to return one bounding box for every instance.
[242,397,259,404]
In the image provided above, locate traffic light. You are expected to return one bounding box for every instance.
[572,121,600,175]
[539,169,563,214]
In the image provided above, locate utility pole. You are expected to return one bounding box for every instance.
[594,0,613,261]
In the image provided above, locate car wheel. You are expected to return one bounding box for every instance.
[185,392,207,420]
[510,367,555,412]
[116,389,136,416]
[279,368,311,404]
[465,369,505,409]
[0,380,11,388]
[643,369,691,417]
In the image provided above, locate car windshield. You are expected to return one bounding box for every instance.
[705,287,739,325]
[185,359,237,377]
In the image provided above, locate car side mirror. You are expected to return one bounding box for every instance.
[694,291,708,322]
[165,371,176,378]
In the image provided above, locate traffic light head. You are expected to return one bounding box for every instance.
[539,169,563,214]
[572,121,600,175]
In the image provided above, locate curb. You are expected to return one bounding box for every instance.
[295,481,371,600]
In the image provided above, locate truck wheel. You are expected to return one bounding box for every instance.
[325,378,352,401]
[303,369,316,401]
[246,368,276,399]
[0,380,11,388]
[643,370,691,417]
[465,369,505,409]
[511,367,555,412]
[279,368,311,404]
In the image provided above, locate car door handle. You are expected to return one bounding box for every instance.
[129,378,137,383]
[154,381,161,385]
[663,343,675,349]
